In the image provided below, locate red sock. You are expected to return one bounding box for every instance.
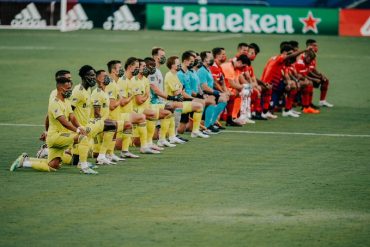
[285,89,297,110]
[320,79,329,101]
[262,88,272,111]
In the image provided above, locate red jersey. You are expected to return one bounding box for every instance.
[299,54,316,71]
[261,54,285,86]
[210,62,226,88]
[294,59,310,76]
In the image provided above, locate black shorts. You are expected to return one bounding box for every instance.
[180,112,193,124]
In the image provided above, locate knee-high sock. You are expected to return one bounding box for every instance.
[159,118,170,140]
[78,136,90,163]
[192,111,203,133]
[174,109,182,133]
[204,105,216,128]
[100,131,114,154]
[240,88,251,119]
[232,96,241,119]
[320,80,329,101]
[24,158,53,172]
[122,133,132,152]
[262,88,272,112]
[168,116,176,139]
[137,122,147,148]
[146,120,156,145]
[285,89,297,110]
[213,102,226,124]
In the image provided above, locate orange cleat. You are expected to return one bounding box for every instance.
[303,107,320,114]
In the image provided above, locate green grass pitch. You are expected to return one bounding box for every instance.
[0,29,369,246]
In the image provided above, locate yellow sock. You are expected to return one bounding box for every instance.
[168,116,176,138]
[192,111,203,133]
[78,136,90,163]
[100,131,114,154]
[122,134,132,152]
[27,158,53,172]
[137,122,147,148]
[146,120,156,145]
[92,135,101,154]
[160,118,170,140]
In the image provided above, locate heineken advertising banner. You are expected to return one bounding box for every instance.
[147,4,338,35]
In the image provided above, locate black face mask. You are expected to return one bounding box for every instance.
[118,68,124,77]
[208,59,214,66]
[85,76,96,87]
[103,75,111,85]
[62,89,72,99]
[159,56,166,65]
[197,62,203,68]
[132,68,139,76]
[148,67,156,75]
[176,64,181,72]
[187,63,194,70]
[142,67,150,77]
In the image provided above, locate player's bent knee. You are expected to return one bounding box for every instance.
[48,158,61,170]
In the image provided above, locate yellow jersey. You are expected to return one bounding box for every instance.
[70,84,91,126]
[91,87,110,120]
[117,76,134,113]
[105,81,120,120]
[164,71,183,97]
[47,97,73,135]
[132,76,150,112]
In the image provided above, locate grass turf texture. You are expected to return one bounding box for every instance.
[0,30,369,247]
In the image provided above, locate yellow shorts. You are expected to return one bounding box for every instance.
[46,131,76,163]
[182,102,193,114]
[150,104,165,119]
[85,119,105,138]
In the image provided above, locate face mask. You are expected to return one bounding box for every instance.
[103,75,111,85]
[193,59,199,67]
[176,64,181,71]
[187,62,194,70]
[142,67,150,77]
[197,62,203,68]
[248,54,256,61]
[208,59,214,66]
[118,68,124,77]
[148,67,156,75]
[132,68,139,76]
[159,56,166,65]
[85,76,96,87]
[62,89,72,99]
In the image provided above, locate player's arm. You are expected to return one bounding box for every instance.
[57,114,85,135]
[228,76,243,91]
[135,93,148,105]
[119,95,133,107]
[283,49,307,62]
[109,98,120,111]
[69,113,81,128]
[150,83,168,100]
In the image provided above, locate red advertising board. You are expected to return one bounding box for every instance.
[339,9,370,37]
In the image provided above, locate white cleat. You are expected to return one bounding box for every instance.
[36,144,48,159]
[96,156,116,165]
[10,153,27,171]
[157,139,176,148]
[262,111,278,119]
[233,117,246,125]
[107,154,125,162]
[149,143,164,151]
[191,131,210,138]
[291,109,301,115]
[120,151,140,158]
[169,136,186,144]
[242,118,256,124]
[140,147,160,154]
[80,167,98,175]
[319,100,334,108]
[282,110,300,118]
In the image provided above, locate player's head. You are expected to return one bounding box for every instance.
[181,51,196,70]
[212,47,226,63]
[124,57,139,77]
[285,52,296,65]
[56,71,73,99]
[187,50,202,69]
[280,41,290,50]
[303,49,316,64]
[107,60,123,78]
[152,47,166,66]
[137,59,148,77]
[280,44,294,54]
[235,54,250,69]
[289,40,299,51]
[96,69,110,87]
[237,42,249,55]
[55,70,72,86]
[79,65,96,87]
[247,43,260,61]
[144,57,156,75]
[306,39,318,53]
[166,56,180,71]
[200,51,213,67]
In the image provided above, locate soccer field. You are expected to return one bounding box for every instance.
[0,29,370,246]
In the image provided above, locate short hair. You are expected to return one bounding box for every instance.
[107,60,121,73]
[166,56,178,69]
[280,44,293,54]
[236,54,251,66]
[124,57,138,70]
[181,51,195,62]
[55,70,70,80]
[306,39,317,46]
[96,70,105,76]
[305,49,316,59]
[212,47,224,57]
[279,41,290,50]
[152,47,164,56]
[138,58,145,64]
[237,42,248,49]
[289,40,299,49]
[144,57,156,67]
[248,43,260,54]
[200,51,211,61]
[78,65,95,78]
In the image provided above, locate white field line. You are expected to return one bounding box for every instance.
[0,123,369,138]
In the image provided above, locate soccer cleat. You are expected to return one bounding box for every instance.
[310,103,320,110]
[149,143,164,151]
[140,147,160,154]
[80,167,98,175]
[302,107,320,114]
[176,135,189,142]
[169,136,186,144]
[120,151,140,158]
[226,120,242,127]
[262,111,278,119]
[233,117,246,125]
[191,131,210,138]
[243,118,256,124]
[319,100,334,108]
[202,129,215,135]
[214,122,226,130]
[107,154,125,162]
[157,139,176,148]
[36,144,49,159]
[282,110,300,118]
[208,125,220,134]
[291,109,302,115]
[252,113,268,120]
[10,153,27,171]
[96,156,116,165]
